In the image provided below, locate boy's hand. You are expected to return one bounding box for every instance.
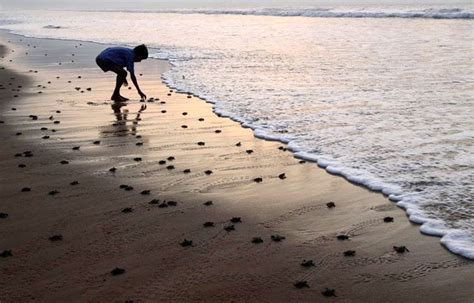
[139,91,147,100]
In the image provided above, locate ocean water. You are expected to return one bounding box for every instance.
[0,5,473,259]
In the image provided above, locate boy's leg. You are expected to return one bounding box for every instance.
[110,67,129,101]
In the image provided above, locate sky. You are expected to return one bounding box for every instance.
[0,0,471,10]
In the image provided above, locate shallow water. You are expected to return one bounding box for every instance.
[0,5,473,258]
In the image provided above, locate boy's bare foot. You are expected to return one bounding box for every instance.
[111,95,129,102]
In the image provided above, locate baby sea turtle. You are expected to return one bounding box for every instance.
[254,177,263,183]
[124,186,134,191]
[159,160,166,165]
[183,169,191,173]
[167,156,175,161]
[16,132,22,136]
[49,116,54,120]
[161,110,167,113]
[393,246,409,253]
[18,164,26,168]
[166,165,175,170]
[119,184,128,189]
[230,217,242,223]
[384,216,394,223]
[326,202,336,208]
[299,160,306,164]
[21,187,31,192]
[72,146,80,150]
[0,250,13,258]
[224,224,235,232]
[182,112,188,116]
[198,118,204,121]
[122,207,133,213]
[49,235,63,241]
[204,170,213,175]
[344,250,356,257]
[300,259,315,267]
[251,237,264,244]
[15,153,22,158]
[197,141,205,146]
[337,235,349,240]
[93,140,101,145]
[321,288,336,297]
[158,202,168,208]
[86,87,92,91]
[70,181,79,186]
[111,267,125,276]
[0,213,8,219]
[136,142,143,146]
[271,235,285,242]
[278,173,286,180]
[215,130,222,133]
[203,221,214,227]
[53,121,60,124]
[141,190,151,195]
[48,190,60,196]
[204,201,213,206]
[181,125,188,129]
[246,149,254,154]
[167,201,178,207]
[42,135,50,139]
[149,199,160,205]
[235,142,241,147]
[133,157,142,162]
[60,160,69,165]
[187,95,192,99]
[294,281,309,289]
[180,239,193,247]
[109,167,117,172]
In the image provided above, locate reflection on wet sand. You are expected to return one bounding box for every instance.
[100,102,147,138]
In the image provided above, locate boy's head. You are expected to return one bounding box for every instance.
[133,44,148,62]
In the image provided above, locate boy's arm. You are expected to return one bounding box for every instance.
[130,72,146,100]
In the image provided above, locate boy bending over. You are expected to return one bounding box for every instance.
[96,44,148,101]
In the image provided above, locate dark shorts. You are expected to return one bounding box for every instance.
[96,56,118,72]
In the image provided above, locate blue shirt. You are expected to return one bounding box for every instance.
[97,47,135,74]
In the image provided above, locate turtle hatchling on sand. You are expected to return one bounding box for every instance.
[49,235,63,241]
[326,202,336,208]
[230,217,242,223]
[203,221,214,227]
[271,235,286,242]
[110,267,125,276]
[224,224,235,232]
[322,288,336,297]
[384,216,394,223]
[300,259,315,267]
[294,281,309,289]
[1,250,13,258]
[337,235,349,240]
[180,239,193,247]
[393,246,409,253]
[344,250,356,257]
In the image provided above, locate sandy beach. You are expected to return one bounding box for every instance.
[0,31,473,302]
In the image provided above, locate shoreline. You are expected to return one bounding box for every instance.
[2,30,471,260]
[1,31,473,302]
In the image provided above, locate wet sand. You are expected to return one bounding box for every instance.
[0,32,473,302]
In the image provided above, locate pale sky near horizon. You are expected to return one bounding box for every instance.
[0,0,471,10]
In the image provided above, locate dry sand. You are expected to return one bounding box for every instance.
[0,31,473,302]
